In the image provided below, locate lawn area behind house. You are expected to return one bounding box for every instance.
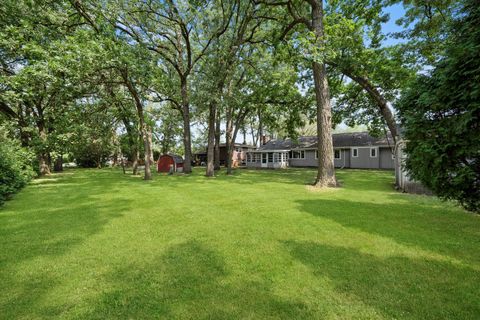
[1,168,479,319]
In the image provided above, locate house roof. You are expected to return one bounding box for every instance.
[257,132,394,151]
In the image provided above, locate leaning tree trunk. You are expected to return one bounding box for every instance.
[206,102,216,177]
[312,1,336,187]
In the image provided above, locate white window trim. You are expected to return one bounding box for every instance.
[315,150,318,159]
[370,147,378,158]
[334,149,341,160]
[292,150,305,159]
[352,148,359,158]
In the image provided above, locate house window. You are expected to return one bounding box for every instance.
[334,149,341,160]
[315,150,318,159]
[268,152,273,162]
[292,150,305,159]
[352,148,358,157]
[370,147,377,158]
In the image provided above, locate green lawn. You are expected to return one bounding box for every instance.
[1,168,479,319]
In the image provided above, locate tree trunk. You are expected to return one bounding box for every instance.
[180,78,192,174]
[214,107,221,170]
[345,71,398,143]
[122,117,139,175]
[132,149,139,175]
[147,126,154,165]
[54,155,63,172]
[206,102,216,176]
[225,107,233,174]
[312,1,336,187]
[141,121,152,180]
[121,70,152,180]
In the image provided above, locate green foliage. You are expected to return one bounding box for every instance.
[0,126,35,204]
[398,0,480,212]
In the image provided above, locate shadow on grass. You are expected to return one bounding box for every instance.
[284,240,480,319]
[295,198,480,267]
[81,240,313,319]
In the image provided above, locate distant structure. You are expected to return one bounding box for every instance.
[157,154,184,173]
[194,143,256,167]
[246,132,395,170]
[394,140,431,194]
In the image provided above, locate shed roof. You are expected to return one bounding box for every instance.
[160,153,184,164]
[257,132,394,151]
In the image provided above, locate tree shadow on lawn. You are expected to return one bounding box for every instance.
[80,240,314,320]
[283,240,480,319]
[295,198,480,267]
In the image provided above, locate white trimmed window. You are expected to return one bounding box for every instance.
[370,147,377,158]
[352,148,359,158]
[334,149,341,160]
[291,150,305,159]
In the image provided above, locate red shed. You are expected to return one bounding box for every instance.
[157,154,184,173]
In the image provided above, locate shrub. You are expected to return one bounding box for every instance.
[0,127,36,205]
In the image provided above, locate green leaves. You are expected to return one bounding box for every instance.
[397,0,480,212]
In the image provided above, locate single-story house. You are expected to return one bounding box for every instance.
[157,154,184,173]
[246,132,395,169]
[194,143,256,166]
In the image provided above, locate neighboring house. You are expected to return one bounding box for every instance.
[194,143,256,166]
[246,132,395,170]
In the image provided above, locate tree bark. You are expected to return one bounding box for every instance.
[214,110,221,170]
[312,1,336,187]
[147,126,154,165]
[206,101,216,176]
[53,155,63,172]
[225,106,233,174]
[121,70,152,180]
[180,77,192,173]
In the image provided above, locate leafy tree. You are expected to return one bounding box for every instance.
[397,0,480,212]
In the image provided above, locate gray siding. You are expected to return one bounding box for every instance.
[379,147,394,169]
[289,150,317,167]
[334,149,350,168]
[350,147,380,169]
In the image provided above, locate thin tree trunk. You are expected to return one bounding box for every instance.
[214,106,221,170]
[312,1,336,187]
[147,126,154,165]
[206,102,216,176]
[225,106,233,173]
[180,77,192,174]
